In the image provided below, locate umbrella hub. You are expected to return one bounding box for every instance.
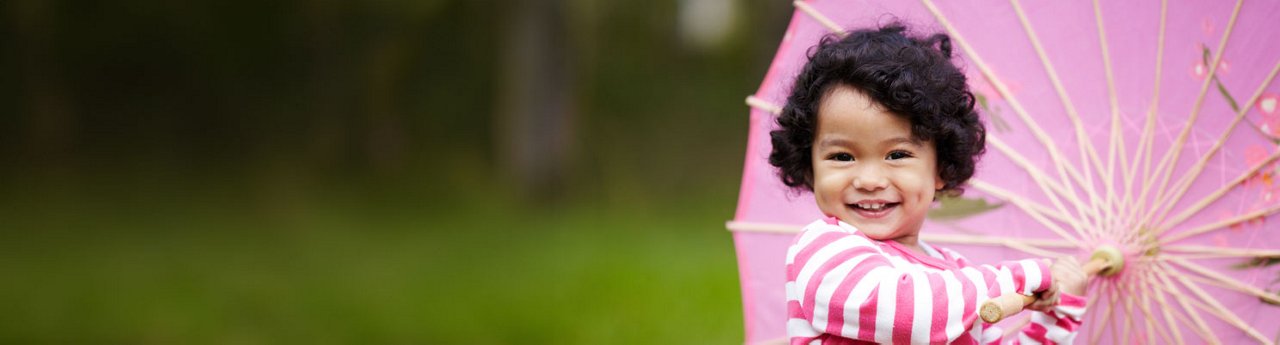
[1090,245,1125,277]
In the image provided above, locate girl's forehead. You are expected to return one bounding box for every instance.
[817,86,933,143]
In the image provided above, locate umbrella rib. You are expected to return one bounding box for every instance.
[1181,270,1251,297]
[1084,283,1103,342]
[1145,269,1187,345]
[1090,281,1118,345]
[1149,58,1280,231]
[1159,201,1280,245]
[1155,148,1280,237]
[1163,245,1280,259]
[745,95,782,115]
[724,220,802,235]
[1110,281,1123,345]
[1159,262,1274,344]
[1091,0,1127,232]
[1151,264,1225,344]
[920,0,1107,218]
[970,167,1084,230]
[968,180,1085,245]
[1126,0,1169,230]
[1140,0,1244,230]
[1120,274,1138,343]
[988,136,1099,233]
[1165,256,1280,305]
[1152,281,1218,342]
[1008,0,1111,224]
[918,231,1076,249]
[1134,268,1182,345]
[792,1,844,36]
[1126,101,1158,225]
[967,178,1085,241]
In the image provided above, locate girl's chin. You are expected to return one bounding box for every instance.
[844,222,895,238]
[860,233,893,242]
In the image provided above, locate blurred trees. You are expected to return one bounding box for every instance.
[500,0,574,200]
[0,0,790,207]
[8,0,74,168]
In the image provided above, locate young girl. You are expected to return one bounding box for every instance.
[770,24,1087,344]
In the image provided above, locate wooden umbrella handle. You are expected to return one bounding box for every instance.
[979,246,1123,323]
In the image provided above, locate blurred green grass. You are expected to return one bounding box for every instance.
[0,175,744,344]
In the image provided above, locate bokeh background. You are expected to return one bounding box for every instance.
[0,0,792,343]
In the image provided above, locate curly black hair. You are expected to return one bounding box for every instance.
[768,23,985,196]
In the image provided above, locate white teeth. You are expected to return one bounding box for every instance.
[856,203,886,210]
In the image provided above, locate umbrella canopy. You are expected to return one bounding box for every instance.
[730,1,1280,343]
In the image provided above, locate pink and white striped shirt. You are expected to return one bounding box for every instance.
[786,218,1085,344]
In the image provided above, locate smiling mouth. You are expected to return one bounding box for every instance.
[848,202,899,218]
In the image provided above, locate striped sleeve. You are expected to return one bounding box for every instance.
[784,223,1053,344]
[1015,293,1086,345]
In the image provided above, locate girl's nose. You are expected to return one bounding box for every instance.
[851,165,888,191]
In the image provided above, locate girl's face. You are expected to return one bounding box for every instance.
[810,85,944,250]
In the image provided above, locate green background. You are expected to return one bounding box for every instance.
[0,0,791,343]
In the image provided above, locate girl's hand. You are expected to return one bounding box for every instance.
[1026,257,1086,312]
[1050,256,1086,296]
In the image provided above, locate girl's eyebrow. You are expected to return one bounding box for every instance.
[883,137,923,147]
[817,138,853,148]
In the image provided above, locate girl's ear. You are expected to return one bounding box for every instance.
[934,174,945,191]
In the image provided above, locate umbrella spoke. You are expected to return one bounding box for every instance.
[1159,262,1275,344]
[1141,0,1245,231]
[1008,0,1111,221]
[983,240,1060,258]
[968,180,1085,246]
[1131,0,1172,226]
[1090,281,1118,345]
[919,232,1076,249]
[1133,268,1180,345]
[1164,245,1280,259]
[1166,299,1215,344]
[920,0,1108,221]
[987,136,1099,233]
[745,95,782,115]
[724,220,803,235]
[972,177,1085,240]
[1156,148,1280,236]
[1149,58,1280,231]
[1128,0,1168,227]
[1091,0,1127,230]
[792,1,844,36]
[1120,276,1138,343]
[1165,257,1280,305]
[1151,264,1225,344]
[1180,268,1251,296]
[1142,268,1187,345]
[1084,283,1103,341]
[1109,284,1123,345]
[1160,202,1280,245]
[1128,103,1162,231]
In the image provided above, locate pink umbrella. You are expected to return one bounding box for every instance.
[729,0,1280,343]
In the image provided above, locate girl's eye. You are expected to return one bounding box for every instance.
[828,153,854,162]
[887,151,913,160]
